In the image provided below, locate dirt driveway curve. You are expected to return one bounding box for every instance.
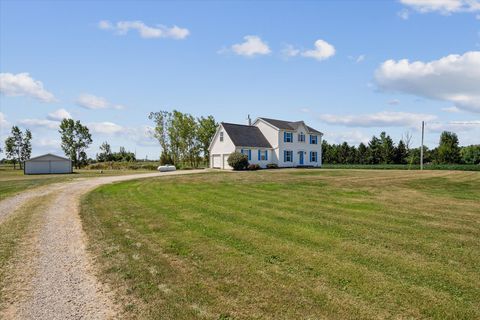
[0,170,205,319]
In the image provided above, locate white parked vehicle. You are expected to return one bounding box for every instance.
[157,165,176,172]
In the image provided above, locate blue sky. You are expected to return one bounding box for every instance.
[1,0,479,159]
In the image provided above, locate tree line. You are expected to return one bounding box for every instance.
[148,110,217,167]
[322,131,480,165]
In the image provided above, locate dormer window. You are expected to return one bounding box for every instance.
[220,132,224,142]
[298,132,305,142]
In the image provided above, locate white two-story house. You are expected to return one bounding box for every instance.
[209,117,323,169]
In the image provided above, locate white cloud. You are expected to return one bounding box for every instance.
[88,122,124,135]
[388,99,400,105]
[34,138,60,148]
[300,108,311,113]
[229,35,271,57]
[301,39,336,61]
[398,9,410,19]
[427,120,480,132]
[375,51,480,113]
[441,106,462,113]
[98,20,189,39]
[47,108,72,121]
[356,54,366,63]
[19,118,59,129]
[281,44,300,58]
[76,93,124,110]
[318,111,437,127]
[0,73,56,102]
[323,130,371,145]
[400,0,480,14]
[0,112,9,129]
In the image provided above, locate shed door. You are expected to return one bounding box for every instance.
[30,161,50,174]
[212,155,222,168]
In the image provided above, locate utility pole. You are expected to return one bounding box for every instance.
[420,121,424,170]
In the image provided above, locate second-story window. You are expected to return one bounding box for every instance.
[298,132,305,142]
[220,132,224,142]
[310,135,318,144]
[284,132,293,143]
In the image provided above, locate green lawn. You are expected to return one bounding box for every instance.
[80,169,480,319]
[0,165,151,200]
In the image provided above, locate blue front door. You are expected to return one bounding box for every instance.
[299,152,304,165]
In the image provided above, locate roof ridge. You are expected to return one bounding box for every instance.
[222,122,255,127]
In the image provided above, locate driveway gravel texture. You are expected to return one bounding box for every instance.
[0,170,205,319]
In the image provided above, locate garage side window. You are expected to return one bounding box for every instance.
[220,132,224,142]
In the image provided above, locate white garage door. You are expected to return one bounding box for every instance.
[223,154,231,169]
[212,155,222,168]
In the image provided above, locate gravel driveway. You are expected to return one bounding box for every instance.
[0,170,205,319]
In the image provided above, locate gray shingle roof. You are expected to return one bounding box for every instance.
[258,117,322,134]
[221,123,272,148]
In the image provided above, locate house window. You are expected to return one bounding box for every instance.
[310,135,318,144]
[258,150,268,161]
[310,151,318,162]
[298,132,305,142]
[241,149,251,160]
[220,132,224,142]
[284,150,293,162]
[284,132,293,143]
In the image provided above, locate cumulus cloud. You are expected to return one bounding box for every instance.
[400,0,480,14]
[47,108,72,121]
[427,120,480,133]
[76,94,124,110]
[441,106,462,113]
[281,44,301,58]
[227,35,271,57]
[0,72,56,102]
[0,112,9,128]
[375,51,480,113]
[19,118,59,129]
[34,138,60,148]
[301,39,336,61]
[323,130,371,145]
[398,9,410,19]
[318,111,437,128]
[88,122,124,135]
[98,20,189,39]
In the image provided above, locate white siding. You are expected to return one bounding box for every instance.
[209,124,236,169]
[276,123,322,168]
[235,147,272,168]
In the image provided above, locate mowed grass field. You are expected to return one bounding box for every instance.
[80,169,480,319]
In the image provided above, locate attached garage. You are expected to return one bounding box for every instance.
[24,153,72,175]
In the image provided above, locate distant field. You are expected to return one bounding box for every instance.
[322,163,480,171]
[0,165,151,200]
[80,169,480,319]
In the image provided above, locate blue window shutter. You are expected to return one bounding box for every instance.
[309,152,312,162]
[241,148,244,154]
[248,149,251,160]
[284,132,286,142]
[283,150,286,161]
[310,135,312,144]
[258,150,261,161]
[266,150,268,161]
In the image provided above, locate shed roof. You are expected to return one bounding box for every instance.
[221,123,272,148]
[258,117,322,134]
[27,153,71,162]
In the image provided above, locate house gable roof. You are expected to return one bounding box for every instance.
[221,123,272,148]
[257,117,322,134]
[27,153,71,162]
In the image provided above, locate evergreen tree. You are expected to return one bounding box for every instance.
[367,135,381,164]
[357,143,368,164]
[394,140,408,164]
[380,132,395,164]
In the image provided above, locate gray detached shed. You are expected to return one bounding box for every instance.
[24,153,72,175]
